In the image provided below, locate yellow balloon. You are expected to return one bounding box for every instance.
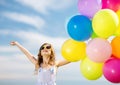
[61,39,86,62]
[115,10,120,36]
[80,58,103,80]
[92,9,119,38]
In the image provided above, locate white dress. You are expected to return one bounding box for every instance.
[37,66,57,85]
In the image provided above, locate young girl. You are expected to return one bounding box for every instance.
[10,41,70,85]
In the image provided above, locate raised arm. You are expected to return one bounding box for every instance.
[55,59,71,67]
[10,41,37,65]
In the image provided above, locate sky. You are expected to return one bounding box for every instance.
[0,0,119,85]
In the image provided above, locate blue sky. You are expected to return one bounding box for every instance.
[0,0,119,85]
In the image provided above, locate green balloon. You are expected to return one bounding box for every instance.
[91,32,98,39]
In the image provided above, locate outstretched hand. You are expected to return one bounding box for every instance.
[10,41,18,46]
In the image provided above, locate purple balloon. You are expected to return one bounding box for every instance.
[78,0,102,18]
[103,57,120,83]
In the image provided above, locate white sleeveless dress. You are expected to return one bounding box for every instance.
[37,66,57,85]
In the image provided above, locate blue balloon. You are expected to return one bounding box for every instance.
[67,15,93,41]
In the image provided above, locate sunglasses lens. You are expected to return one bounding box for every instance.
[41,47,44,50]
[46,46,51,49]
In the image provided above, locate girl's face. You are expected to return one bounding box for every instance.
[41,44,52,56]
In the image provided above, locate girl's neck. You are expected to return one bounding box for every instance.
[42,55,50,65]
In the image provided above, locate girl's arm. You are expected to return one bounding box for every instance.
[10,41,37,65]
[55,60,71,67]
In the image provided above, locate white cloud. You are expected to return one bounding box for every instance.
[0,55,34,79]
[0,29,10,35]
[0,55,33,69]
[0,46,18,52]
[2,12,45,29]
[0,74,34,80]
[16,0,75,14]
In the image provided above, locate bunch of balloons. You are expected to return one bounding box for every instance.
[61,0,120,83]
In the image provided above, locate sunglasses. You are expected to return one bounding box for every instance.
[41,45,51,50]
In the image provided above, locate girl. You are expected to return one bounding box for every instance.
[10,41,70,85]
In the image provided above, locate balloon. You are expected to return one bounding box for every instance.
[91,31,98,39]
[78,0,102,18]
[86,38,112,63]
[61,39,86,62]
[103,57,120,83]
[67,15,93,41]
[111,36,120,58]
[92,9,119,38]
[115,10,120,36]
[102,0,120,12]
[80,57,103,80]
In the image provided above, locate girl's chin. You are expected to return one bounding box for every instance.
[42,53,50,56]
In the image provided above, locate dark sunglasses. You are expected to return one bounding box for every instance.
[41,45,51,50]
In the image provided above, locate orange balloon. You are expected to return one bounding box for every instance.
[111,36,120,58]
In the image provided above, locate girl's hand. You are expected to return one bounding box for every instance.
[10,41,18,46]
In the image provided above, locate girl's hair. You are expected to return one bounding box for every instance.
[34,43,55,74]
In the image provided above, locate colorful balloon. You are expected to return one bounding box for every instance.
[92,9,119,38]
[111,36,120,58]
[67,15,93,41]
[61,39,86,62]
[91,31,98,39]
[103,57,120,83]
[102,0,120,12]
[86,38,112,63]
[78,0,102,18]
[115,10,120,36]
[80,57,103,80]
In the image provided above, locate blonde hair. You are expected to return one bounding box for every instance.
[34,43,55,74]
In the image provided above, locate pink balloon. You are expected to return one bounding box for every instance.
[103,57,120,83]
[102,0,120,11]
[86,38,112,63]
[78,0,102,18]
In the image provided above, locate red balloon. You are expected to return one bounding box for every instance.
[102,0,120,11]
[103,57,120,83]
